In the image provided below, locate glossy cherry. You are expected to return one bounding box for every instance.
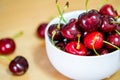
[78,9,101,32]
[9,56,29,76]
[48,23,64,40]
[100,15,116,32]
[61,18,81,40]
[105,33,120,50]
[37,23,48,38]
[0,38,16,55]
[55,41,66,51]
[97,48,109,55]
[65,41,87,56]
[84,31,104,50]
[99,4,118,17]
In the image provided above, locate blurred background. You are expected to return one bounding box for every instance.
[0,0,120,80]
[0,0,120,31]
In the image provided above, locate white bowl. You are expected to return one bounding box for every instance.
[45,10,120,80]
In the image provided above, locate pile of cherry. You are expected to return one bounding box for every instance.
[47,4,120,56]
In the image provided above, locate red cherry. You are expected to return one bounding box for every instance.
[105,33,120,50]
[99,4,118,17]
[61,18,81,40]
[84,31,103,50]
[97,48,109,55]
[48,23,64,40]
[100,15,116,32]
[37,23,48,38]
[65,41,87,56]
[78,9,101,32]
[9,56,29,75]
[0,38,16,55]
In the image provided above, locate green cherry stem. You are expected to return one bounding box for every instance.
[115,29,120,35]
[57,2,68,29]
[52,1,69,45]
[56,0,68,24]
[92,34,99,56]
[76,34,81,50]
[0,55,11,63]
[103,40,120,50]
[111,21,120,24]
[85,0,89,13]
[12,31,23,39]
[62,2,69,14]
[51,30,56,45]
[57,21,61,29]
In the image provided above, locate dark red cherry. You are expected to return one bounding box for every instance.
[100,15,116,32]
[61,18,81,40]
[99,4,118,17]
[97,48,109,55]
[65,41,87,56]
[0,38,16,55]
[9,56,29,76]
[55,41,66,51]
[86,50,95,56]
[78,9,101,32]
[37,23,48,38]
[55,37,69,51]
[48,23,64,40]
[84,31,104,50]
[105,33,120,50]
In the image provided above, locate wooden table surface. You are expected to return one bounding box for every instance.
[0,0,120,80]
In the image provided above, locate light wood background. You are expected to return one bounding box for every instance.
[0,0,120,80]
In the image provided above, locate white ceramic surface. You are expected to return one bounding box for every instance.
[45,10,120,80]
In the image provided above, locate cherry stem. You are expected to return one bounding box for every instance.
[111,16,120,23]
[103,40,120,50]
[92,34,99,56]
[57,22,61,30]
[0,55,11,63]
[57,2,68,29]
[76,34,81,50]
[12,31,23,39]
[85,0,89,13]
[56,0,68,24]
[51,30,56,45]
[115,29,120,35]
[111,21,120,24]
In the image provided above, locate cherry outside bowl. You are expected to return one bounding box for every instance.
[45,10,120,80]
